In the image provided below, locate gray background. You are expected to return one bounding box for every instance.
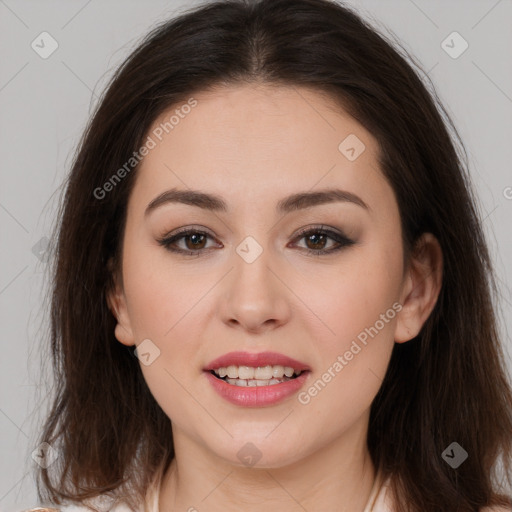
[1,0,511,510]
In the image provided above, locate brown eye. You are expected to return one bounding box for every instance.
[291,226,355,256]
[182,233,207,250]
[157,225,355,256]
[303,232,329,251]
[157,228,218,255]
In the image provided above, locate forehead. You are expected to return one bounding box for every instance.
[131,83,395,217]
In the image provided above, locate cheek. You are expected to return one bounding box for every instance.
[294,242,402,349]
[122,248,211,424]
[122,241,214,378]
[297,289,396,432]
[294,245,400,411]
[122,235,204,339]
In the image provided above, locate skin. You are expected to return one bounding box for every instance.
[107,83,443,512]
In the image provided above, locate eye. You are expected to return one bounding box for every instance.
[157,225,355,256]
[157,227,219,255]
[290,225,355,255]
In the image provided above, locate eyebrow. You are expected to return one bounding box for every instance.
[144,187,370,217]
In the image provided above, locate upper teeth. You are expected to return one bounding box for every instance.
[213,365,301,380]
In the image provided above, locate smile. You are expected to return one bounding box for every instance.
[210,365,303,386]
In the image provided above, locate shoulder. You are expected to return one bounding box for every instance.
[21,509,61,512]
[373,476,511,512]
[20,507,93,512]
[21,501,135,512]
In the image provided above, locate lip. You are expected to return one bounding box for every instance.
[204,351,311,372]
[203,351,311,407]
[204,370,310,407]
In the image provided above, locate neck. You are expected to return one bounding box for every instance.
[158,413,376,512]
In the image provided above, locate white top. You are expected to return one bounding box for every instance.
[29,468,394,512]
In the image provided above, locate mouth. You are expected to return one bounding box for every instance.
[204,351,311,382]
[208,365,307,387]
[204,358,311,407]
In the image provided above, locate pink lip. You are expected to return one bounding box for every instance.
[204,351,311,371]
[203,351,311,407]
[204,370,310,407]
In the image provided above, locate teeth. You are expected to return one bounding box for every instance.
[238,366,254,379]
[226,366,238,378]
[226,377,292,387]
[214,365,301,380]
[283,367,294,377]
[255,365,273,380]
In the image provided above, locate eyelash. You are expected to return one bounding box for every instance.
[156,225,355,257]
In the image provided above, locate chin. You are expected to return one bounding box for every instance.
[210,433,310,469]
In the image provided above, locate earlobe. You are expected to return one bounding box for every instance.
[394,233,443,344]
[106,257,136,347]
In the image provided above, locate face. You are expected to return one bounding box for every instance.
[108,83,441,469]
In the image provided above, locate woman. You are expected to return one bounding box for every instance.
[27,0,512,511]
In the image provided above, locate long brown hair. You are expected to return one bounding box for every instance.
[36,0,512,510]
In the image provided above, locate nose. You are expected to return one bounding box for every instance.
[218,247,292,334]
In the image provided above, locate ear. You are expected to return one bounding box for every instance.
[106,256,136,347]
[394,232,443,343]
